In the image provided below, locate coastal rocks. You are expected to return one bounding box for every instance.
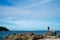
[56,35,60,38]
[46,27,56,36]
[27,33,43,40]
[4,33,43,40]
[4,34,15,40]
[13,34,21,40]
[43,30,57,39]
[3,27,60,40]
[4,27,58,40]
[20,34,28,40]
[45,31,56,36]
[42,27,57,39]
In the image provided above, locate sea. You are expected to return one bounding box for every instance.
[0,31,60,40]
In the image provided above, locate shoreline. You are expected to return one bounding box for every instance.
[4,32,60,40]
[1,27,60,40]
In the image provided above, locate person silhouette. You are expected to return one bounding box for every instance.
[48,26,50,32]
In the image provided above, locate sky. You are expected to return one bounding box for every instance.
[0,0,60,31]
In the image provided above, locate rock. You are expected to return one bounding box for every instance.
[14,38,22,40]
[20,35,28,40]
[56,35,60,38]
[45,31,56,36]
[28,33,34,36]
[4,33,28,40]
[38,34,43,39]
[4,34,15,40]
[28,33,43,40]
[13,34,20,40]
[28,35,35,40]
[4,33,43,40]
[0,26,9,31]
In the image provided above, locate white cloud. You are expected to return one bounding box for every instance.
[6,0,51,8]
[0,6,60,19]
[0,0,60,31]
[0,19,52,30]
[0,0,60,19]
[5,17,14,20]
[25,0,51,8]
[0,6,31,17]
[1,19,60,30]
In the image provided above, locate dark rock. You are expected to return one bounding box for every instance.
[0,26,9,31]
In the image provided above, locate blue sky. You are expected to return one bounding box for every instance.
[0,0,60,31]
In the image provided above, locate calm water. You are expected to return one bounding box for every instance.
[0,31,60,40]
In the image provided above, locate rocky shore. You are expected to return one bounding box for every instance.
[4,33,43,40]
[4,27,60,40]
[4,32,60,40]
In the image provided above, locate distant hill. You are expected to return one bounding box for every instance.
[0,26,9,31]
